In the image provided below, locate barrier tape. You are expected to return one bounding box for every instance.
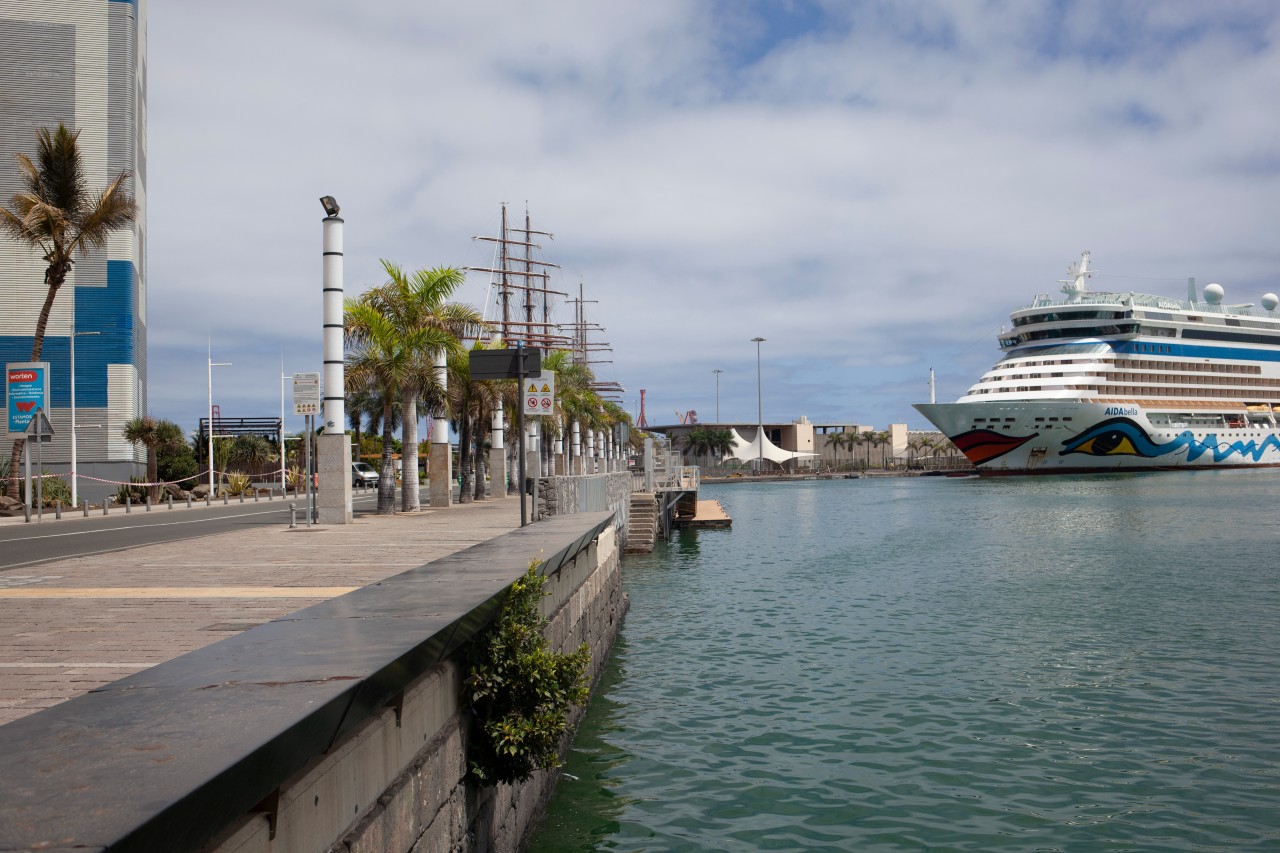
[3,470,290,487]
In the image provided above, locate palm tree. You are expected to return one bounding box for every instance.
[345,301,427,514]
[353,261,483,512]
[122,417,186,501]
[447,343,503,503]
[2,124,137,484]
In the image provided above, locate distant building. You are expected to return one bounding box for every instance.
[1,1,148,493]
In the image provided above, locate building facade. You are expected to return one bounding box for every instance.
[1,0,147,496]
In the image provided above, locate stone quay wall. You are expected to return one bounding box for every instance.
[0,513,624,853]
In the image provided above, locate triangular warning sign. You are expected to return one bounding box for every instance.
[527,383,538,393]
[24,407,55,437]
[540,383,551,393]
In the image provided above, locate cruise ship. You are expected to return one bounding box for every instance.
[914,252,1280,474]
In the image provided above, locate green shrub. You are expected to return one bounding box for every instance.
[463,560,590,786]
[223,471,254,496]
[114,477,148,504]
[36,473,72,508]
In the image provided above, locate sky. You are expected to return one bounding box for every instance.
[145,0,1280,435]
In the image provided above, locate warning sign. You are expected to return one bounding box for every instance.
[522,371,555,416]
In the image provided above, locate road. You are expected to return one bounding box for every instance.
[0,490,384,571]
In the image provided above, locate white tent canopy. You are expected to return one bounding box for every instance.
[726,427,817,465]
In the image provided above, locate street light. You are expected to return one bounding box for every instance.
[751,337,765,472]
[713,369,724,424]
[69,326,99,508]
[207,339,231,495]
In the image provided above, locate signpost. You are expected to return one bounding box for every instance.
[522,371,556,417]
[468,346,543,526]
[7,362,49,435]
[292,372,321,525]
[24,407,54,519]
[8,364,49,511]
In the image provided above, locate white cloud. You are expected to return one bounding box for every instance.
[144,0,1280,432]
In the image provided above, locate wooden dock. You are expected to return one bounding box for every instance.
[678,499,732,529]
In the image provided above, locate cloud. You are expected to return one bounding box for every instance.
[144,0,1280,433]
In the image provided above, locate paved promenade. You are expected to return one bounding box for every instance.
[0,496,522,726]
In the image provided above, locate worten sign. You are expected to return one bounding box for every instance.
[7,362,49,434]
[292,372,321,416]
[523,371,556,417]
[468,347,542,381]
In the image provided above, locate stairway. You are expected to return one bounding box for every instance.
[624,492,659,554]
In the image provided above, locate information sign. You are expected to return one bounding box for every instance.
[522,371,556,416]
[7,362,49,433]
[292,372,321,416]
[469,348,542,381]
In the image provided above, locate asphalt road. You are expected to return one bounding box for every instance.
[0,490,384,571]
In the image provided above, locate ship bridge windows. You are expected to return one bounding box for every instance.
[1182,327,1280,345]
[1012,309,1127,327]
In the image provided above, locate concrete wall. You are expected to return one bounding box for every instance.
[535,471,631,532]
[205,523,624,853]
[0,514,622,853]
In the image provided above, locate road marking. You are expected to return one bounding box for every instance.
[0,662,155,669]
[0,506,290,543]
[0,586,359,599]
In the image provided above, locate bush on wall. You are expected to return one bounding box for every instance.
[464,559,590,785]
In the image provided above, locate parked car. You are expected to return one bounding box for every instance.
[352,462,380,488]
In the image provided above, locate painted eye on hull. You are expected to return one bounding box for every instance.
[1073,431,1139,456]
[1060,417,1162,459]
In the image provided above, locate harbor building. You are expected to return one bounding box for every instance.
[1,0,148,494]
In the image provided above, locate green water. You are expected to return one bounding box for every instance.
[530,473,1280,852]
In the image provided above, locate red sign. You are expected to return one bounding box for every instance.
[8,370,36,382]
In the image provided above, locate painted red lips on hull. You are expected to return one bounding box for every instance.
[949,429,1036,466]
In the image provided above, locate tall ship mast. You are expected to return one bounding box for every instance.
[916,252,1280,474]
[467,204,570,350]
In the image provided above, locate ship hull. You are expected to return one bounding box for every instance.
[914,401,1280,475]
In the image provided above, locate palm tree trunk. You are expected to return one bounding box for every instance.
[402,393,419,512]
[378,404,395,514]
[458,415,473,504]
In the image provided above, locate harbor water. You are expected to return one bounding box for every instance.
[530,473,1280,852]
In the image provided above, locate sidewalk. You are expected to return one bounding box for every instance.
[0,496,522,726]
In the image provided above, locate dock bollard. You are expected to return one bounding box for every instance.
[126,494,132,514]
[55,501,62,520]
[289,503,297,529]
[254,490,259,503]
[206,493,211,507]
[239,492,244,504]
[103,500,109,516]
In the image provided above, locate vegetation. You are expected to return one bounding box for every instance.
[2,124,137,494]
[677,425,736,465]
[345,261,483,514]
[122,417,187,501]
[464,560,590,786]
[157,438,199,489]
[222,471,255,497]
[113,476,148,504]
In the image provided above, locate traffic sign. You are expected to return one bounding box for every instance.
[292,372,321,416]
[23,406,54,442]
[522,371,556,416]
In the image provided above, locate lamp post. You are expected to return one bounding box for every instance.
[207,339,231,495]
[751,337,765,472]
[69,326,99,508]
[713,369,723,424]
